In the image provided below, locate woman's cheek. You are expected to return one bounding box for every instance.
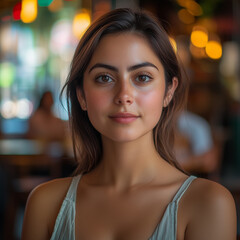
[139,91,164,118]
[86,90,110,111]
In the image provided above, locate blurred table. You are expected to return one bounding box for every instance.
[0,138,66,169]
[0,139,45,156]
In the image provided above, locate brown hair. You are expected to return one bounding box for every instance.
[62,8,188,174]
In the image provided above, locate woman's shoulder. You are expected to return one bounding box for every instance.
[183,177,237,239]
[29,177,73,202]
[21,177,75,239]
[188,177,235,207]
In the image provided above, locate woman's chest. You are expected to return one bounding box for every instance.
[74,188,187,240]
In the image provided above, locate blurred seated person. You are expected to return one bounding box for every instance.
[175,110,219,175]
[27,91,68,142]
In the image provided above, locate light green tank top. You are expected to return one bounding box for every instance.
[50,175,196,240]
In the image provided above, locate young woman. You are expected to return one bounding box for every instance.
[21,8,236,240]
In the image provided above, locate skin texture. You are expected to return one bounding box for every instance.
[21,33,237,240]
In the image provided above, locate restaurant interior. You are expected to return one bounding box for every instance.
[0,0,239,239]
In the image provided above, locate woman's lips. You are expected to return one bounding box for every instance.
[109,113,140,124]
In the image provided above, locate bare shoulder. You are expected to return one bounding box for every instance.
[28,176,73,204]
[188,177,234,203]
[184,177,237,240]
[21,177,73,240]
[189,178,236,214]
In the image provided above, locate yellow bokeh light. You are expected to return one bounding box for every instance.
[178,9,195,24]
[190,27,208,48]
[73,11,91,39]
[20,0,38,23]
[205,41,222,59]
[186,0,203,16]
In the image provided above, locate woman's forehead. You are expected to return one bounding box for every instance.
[86,32,164,72]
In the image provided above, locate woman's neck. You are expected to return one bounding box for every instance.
[90,133,167,191]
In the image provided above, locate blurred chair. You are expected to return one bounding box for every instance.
[2,151,61,240]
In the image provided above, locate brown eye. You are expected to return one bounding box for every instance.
[135,75,152,83]
[95,74,113,83]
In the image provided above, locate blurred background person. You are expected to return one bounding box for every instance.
[175,110,219,177]
[27,91,67,142]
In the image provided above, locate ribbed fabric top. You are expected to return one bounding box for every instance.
[50,175,196,240]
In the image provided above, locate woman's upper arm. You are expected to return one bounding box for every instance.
[186,179,237,240]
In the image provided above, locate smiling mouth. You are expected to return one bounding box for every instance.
[109,113,140,124]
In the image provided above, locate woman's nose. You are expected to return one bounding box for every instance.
[114,81,134,105]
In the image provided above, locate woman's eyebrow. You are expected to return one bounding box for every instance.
[88,62,159,73]
[127,62,159,71]
[88,63,118,73]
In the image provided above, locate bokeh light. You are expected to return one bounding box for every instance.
[1,100,17,119]
[0,98,33,119]
[185,0,203,16]
[38,0,54,7]
[21,0,38,23]
[190,26,208,48]
[13,2,22,20]
[205,41,222,59]
[0,62,15,88]
[16,98,33,118]
[72,10,91,39]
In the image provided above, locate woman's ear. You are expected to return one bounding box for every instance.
[163,77,178,107]
[76,88,87,111]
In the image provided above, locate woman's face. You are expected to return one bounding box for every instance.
[78,32,177,143]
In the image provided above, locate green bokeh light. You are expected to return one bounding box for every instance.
[38,0,54,7]
[0,62,16,88]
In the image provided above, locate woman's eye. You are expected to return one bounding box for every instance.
[95,75,113,83]
[135,75,152,83]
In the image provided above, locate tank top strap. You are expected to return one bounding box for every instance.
[65,175,82,202]
[172,175,196,204]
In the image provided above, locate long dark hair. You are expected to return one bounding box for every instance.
[62,8,188,174]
